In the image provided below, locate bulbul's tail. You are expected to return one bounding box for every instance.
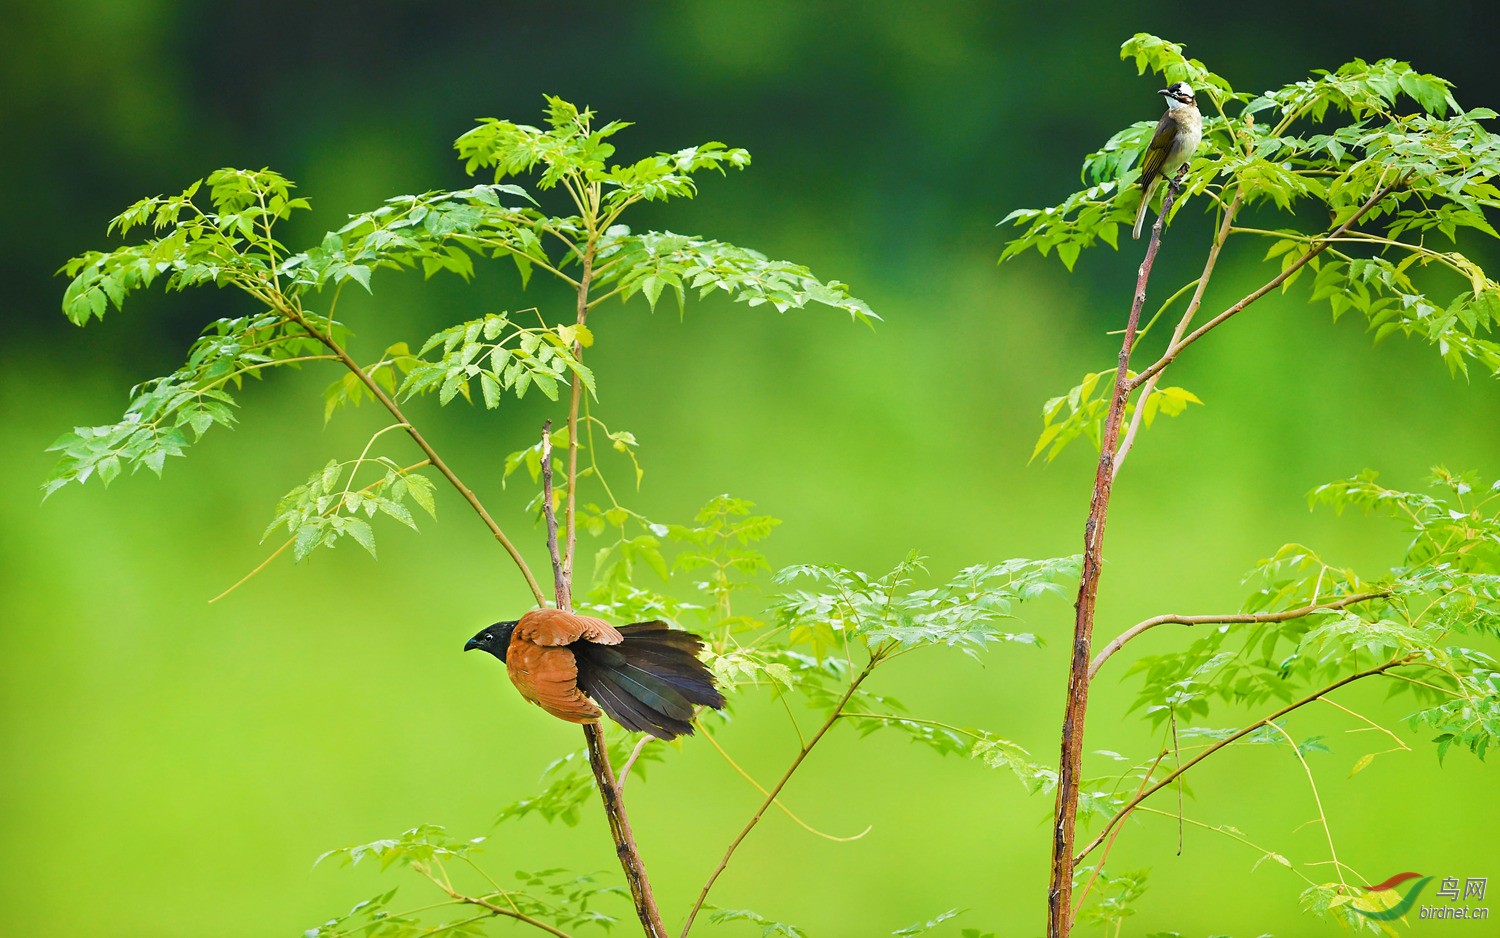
[1132,178,1156,240]
[573,621,725,740]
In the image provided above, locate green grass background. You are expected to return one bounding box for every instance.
[4,2,1500,935]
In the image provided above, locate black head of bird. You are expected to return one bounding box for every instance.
[1160,81,1196,108]
[464,621,517,660]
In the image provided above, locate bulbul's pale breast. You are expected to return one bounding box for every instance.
[1164,117,1202,174]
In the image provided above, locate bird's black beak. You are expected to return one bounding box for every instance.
[1157,88,1173,97]
[463,636,481,652]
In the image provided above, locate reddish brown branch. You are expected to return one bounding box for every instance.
[1046,171,1184,938]
[1088,591,1386,680]
[583,723,662,936]
[1073,656,1414,866]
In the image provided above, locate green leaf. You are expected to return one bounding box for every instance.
[343,518,377,557]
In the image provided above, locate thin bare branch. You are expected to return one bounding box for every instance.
[1088,591,1386,679]
[1318,697,1411,751]
[617,735,653,791]
[424,872,577,938]
[1071,749,1168,915]
[210,459,433,603]
[581,723,664,937]
[679,652,884,938]
[542,213,665,938]
[541,421,564,601]
[1073,656,1415,865]
[559,239,597,612]
[1265,721,1346,889]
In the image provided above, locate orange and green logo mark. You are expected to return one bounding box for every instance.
[1354,872,1433,921]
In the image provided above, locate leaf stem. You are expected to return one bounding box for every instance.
[1071,749,1167,915]
[697,722,871,842]
[560,239,597,611]
[541,421,564,600]
[1264,721,1346,889]
[419,868,577,938]
[210,459,432,602]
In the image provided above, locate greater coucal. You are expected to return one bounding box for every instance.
[464,609,725,740]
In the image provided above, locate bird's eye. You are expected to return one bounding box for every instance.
[482,633,493,643]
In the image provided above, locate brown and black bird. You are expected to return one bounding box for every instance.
[1132,81,1203,239]
[464,609,725,740]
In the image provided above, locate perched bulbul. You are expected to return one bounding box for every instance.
[464,609,725,740]
[1132,82,1202,239]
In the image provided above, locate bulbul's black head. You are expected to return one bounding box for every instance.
[1159,82,1195,107]
[464,621,518,660]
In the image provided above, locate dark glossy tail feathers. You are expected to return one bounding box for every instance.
[573,621,725,740]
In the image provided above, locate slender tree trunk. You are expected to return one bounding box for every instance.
[1046,175,1181,938]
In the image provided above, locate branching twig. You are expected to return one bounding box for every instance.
[1088,591,1386,679]
[679,651,886,938]
[279,301,547,605]
[1114,190,1242,476]
[1071,749,1168,915]
[581,724,662,936]
[560,240,598,612]
[1047,168,1184,938]
[1318,697,1411,752]
[418,866,577,938]
[1131,806,1319,886]
[1265,721,1346,889]
[617,736,653,791]
[1128,174,1405,391]
[1073,656,1415,865]
[209,459,433,603]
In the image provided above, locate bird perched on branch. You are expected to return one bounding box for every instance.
[464,609,725,740]
[1132,81,1202,239]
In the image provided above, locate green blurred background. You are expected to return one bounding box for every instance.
[5,2,1500,935]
